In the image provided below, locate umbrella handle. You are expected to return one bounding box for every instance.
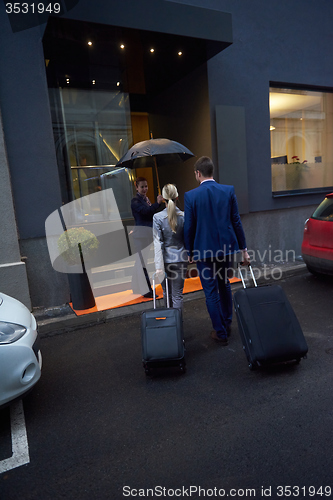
[154,156,161,195]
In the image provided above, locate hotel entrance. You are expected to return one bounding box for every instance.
[42,16,229,311]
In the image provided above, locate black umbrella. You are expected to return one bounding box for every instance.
[116,138,194,193]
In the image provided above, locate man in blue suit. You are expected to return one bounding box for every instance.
[184,156,250,345]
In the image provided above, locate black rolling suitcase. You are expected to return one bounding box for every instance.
[233,265,308,370]
[141,274,186,376]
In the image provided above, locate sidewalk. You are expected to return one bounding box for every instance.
[34,259,308,337]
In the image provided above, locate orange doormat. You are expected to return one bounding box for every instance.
[70,276,241,316]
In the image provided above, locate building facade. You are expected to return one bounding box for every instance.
[0,0,332,310]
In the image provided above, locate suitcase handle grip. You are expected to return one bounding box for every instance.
[152,271,170,309]
[238,264,258,288]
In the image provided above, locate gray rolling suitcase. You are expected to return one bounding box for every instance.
[141,274,186,376]
[234,265,308,370]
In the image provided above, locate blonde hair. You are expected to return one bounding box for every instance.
[162,184,179,233]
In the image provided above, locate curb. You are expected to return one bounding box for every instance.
[36,262,308,337]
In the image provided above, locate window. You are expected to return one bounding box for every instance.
[49,87,135,223]
[270,87,333,194]
[312,195,333,221]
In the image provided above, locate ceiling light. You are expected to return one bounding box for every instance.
[88,41,93,46]
[66,78,70,84]
[178,51,183,56]
[92,80,96,85]
[117,81,120,87]
[120,44,125,49]
[150,48,155,53]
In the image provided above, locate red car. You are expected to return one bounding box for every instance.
[301,193,333,275]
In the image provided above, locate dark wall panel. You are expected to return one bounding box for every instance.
[216,105,249,214]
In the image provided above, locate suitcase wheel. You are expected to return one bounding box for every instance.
[143,362,186,376]
[143,363,153,377]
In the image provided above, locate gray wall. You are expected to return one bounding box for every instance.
[203,0,333,212]
[0,110,31,308]
[0,7,68,308]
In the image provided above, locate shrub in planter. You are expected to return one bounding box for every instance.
[58,227,99,267]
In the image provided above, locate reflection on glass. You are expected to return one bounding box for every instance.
[49,87,134,219]
[270,88,333,192]
[71,166,135,223]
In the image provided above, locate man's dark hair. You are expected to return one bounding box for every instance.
[135,176,147,187]
[194,156,214,178]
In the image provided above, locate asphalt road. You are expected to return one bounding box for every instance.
[1,271,333,500]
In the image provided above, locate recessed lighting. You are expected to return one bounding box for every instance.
[120,44,125,49]
[178,51,183,56]
[88,41,93,46]
[150,48,155,53]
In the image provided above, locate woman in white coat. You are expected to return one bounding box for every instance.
[153,184,188,311]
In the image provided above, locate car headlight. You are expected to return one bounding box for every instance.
[0,322,27,344]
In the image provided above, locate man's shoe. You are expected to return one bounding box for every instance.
[143,291,154,299]
[211,330,228,346]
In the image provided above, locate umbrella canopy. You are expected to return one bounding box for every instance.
[116,138,194,194]
[117,138,194,169]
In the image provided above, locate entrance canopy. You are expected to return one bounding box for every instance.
[63,0,232,46]
[65,0,232,95]
[43,0,232,97]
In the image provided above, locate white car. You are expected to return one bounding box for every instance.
[0,292,42,407]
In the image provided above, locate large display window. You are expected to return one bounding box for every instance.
[270,87,333,195]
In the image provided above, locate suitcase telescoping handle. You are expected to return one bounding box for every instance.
[238,264,258,289]
[152,271,170,309]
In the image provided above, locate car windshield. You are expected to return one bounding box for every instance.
[312,196,333,221]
